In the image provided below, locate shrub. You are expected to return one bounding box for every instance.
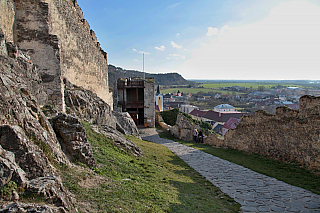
[160,108,180,126]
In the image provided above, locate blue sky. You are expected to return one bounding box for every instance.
[77,0,320,80]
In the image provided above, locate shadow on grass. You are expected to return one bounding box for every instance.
[164,153,241,213]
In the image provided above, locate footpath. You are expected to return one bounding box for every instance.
[139,128,320,213]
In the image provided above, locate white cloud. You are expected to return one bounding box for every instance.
[155,45,165,51]
[132,49,137,52]
[138,51,150,55]
[206,27,219,36]
[181,0,320,80]
[134,59,139,62]
[176,33,180,37]
[169,53,185,60]
[219,25,231,34]
[171,41,182,48]
[167,57,170,59]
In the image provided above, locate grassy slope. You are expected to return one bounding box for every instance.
[159,131,320,195]
[59,123,240,213]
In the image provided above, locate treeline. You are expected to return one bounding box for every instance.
[108,64,194,88]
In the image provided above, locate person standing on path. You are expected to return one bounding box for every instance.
[193,129,198,142]
[198,129,203,143]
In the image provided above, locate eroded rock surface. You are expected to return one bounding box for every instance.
[50,113,95,167]
[91,125,143,157]
[0,125,55,180]
[112,111,140,138]
[0,144,27,187]
[0,202,67,213]
[64,79,115,128]
[27,176,77,213]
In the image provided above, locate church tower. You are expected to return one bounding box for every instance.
[155,85,164,112]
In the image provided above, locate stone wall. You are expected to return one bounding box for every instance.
[170,114,199,141]
[221,95,320,171]
[144,78,155,127]
[0,0,113,110]
[0,0,14,42]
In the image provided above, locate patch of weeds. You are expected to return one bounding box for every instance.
[0,181,17,197]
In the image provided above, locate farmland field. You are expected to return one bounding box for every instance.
[199,82,301,89]
[160,88,246,95]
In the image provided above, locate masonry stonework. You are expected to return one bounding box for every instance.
[0,0,113,110]
[212,95,320,171]
[144,79,155,127]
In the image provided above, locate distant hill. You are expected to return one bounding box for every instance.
[108,64,193,88]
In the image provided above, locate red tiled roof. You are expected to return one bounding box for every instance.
[222,117,239,129]
[189,109,207,117]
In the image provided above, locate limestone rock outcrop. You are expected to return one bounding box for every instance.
[50,113,95,167]
[0,125,55,180]
[64,79,115,128]
[27,176,77,212]
[91,125,143,157]
[0,202,67,213]
[0,43,69,166]
[170,114,199,141]
[0,144,27,187]
[112,111,140,138]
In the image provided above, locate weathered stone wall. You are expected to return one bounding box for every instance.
[144,78,155,127]
[170,114,199,141]
[46,0,113,107]
[204,134,224,147]
[1,0,113,110]
[223,95,320,170]
[13,0,63,109]
[0,0,15,42]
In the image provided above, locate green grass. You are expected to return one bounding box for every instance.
[161,88,245,95]
[199,82,301,89]
[59,123,240,212]
[159,131,320,195]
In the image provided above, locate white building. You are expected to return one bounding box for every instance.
[214,104,236,112]
[181,104,199,114]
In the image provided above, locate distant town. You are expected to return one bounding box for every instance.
[156,81,320,137]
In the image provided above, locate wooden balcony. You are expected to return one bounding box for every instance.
[117,80,144,89]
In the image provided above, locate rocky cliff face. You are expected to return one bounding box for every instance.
[222,96,320,171]
[0,1,143,211]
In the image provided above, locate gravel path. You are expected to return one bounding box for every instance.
[139,128,320,213]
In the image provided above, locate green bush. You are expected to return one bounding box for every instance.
[160,108,180,126]
[161,108,213,135]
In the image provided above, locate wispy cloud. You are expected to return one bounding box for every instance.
[132,49,137,52]
[176,33,180,37]
[138,51,150,55]
[170,41,182,48]
[155,45,165,51]
[166,2,183,10]
[169,53,185,60]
